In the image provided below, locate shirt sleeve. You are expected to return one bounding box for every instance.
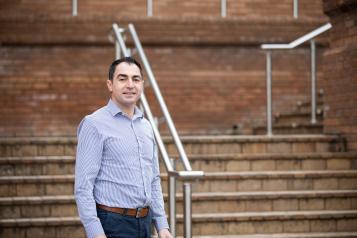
[74,117,105,238]
[150,140,170,232]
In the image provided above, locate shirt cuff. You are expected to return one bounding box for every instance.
[84,219,105,238]
[153,216,170,232]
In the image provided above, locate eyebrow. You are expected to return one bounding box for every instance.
[117,74,141,78]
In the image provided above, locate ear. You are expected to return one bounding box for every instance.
[106,80,113,93]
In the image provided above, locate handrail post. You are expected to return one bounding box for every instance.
[183,183,192,238]
[266,51,273,136]
[221,0,227,18]
[169,159,176,238]
[310,39,317,124]
[115,41,121,60]
[293,0,298,19]
[147,0,153,17]
[72,0,78,16]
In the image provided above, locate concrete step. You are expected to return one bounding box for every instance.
[2,190,357,219]
[0,156,74,176]
[2,152,356,176]
[253,123,323,135]
[296,99,324,111]
[162,170,357,193]
[185,210,357,235]
[274,111,323,125]
[193,232,357,238]
[175,152,357,172]
[165,135,345,155]
[0,216,84,238]
[0,135,346,157]
[1,211,356,236]
[2,170,356,196]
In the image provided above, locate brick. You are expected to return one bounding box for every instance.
[226,160,250,172]
[290,179,313,190]
[327,158,351,170]
[338,178,357,189]
[276,159,301,170]
[273,198,298,211]
[337,218,357,231]
[266,143,290,154]
[26,227,56,238]
[45,183,73,195]
[219,200,245,212]
[251,160,275,171]
[310,219,337,232]
[325,198,352,210]
[313,178,339,190]
[299,198,324,210]
[17,184,44,196]
[0,228,25,238]
[301,159,325,170]
[0,184,13,196]
[0,164,15,176]
[11,145,38,156]
[0,206,21,219]
[283,220,309,232]
[50,204,78,216]
[199,160,225,172]
[292,143,315,153]
[231,222,255,234]
[209,180,237,192]
[255,221,283,233]
[21,205,51,218]
[262,179,288,191]
[242,143,266,154]
[245,199,272,212]
[238,179,262,191]
[38,145,65,156]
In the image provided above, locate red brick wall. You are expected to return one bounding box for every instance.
[0,1,329,137]
[0,44,325,136]
[0,0,323,19]
[322,0,357,150]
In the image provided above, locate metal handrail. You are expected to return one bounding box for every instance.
[221,0,227,17]
[261,23,332,136]
[72,0,77,16]
[147,0,153,17]
[262,23,332,49]
[112,23,204,238]
[293,0,298,19]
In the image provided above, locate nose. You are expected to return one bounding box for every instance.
[126,78,134,88]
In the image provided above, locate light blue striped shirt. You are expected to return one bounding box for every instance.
[74,99,169,238]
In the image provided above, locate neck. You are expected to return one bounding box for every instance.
[112,100,135,119]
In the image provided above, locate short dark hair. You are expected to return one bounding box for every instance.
[108,57,143,81]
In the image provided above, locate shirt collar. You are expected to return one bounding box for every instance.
[107,99,144,119]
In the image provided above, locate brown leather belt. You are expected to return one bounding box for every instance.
[96,203,149,218]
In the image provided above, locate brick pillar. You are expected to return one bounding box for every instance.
[322,0,357,150]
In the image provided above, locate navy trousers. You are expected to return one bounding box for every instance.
[97,207,152,238]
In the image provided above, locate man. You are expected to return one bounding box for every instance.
[75,57,172,238]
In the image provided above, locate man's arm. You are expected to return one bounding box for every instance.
[150,141,171,236]
[74,118,105,238]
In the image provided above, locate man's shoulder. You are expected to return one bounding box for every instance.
[77,105,110,131]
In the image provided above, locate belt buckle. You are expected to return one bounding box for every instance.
[136,207,144,218]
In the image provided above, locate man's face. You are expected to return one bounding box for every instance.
[107,62,143,109]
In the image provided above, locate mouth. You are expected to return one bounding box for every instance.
[123,92,136,95]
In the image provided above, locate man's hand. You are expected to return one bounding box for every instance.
[158,229,172,238]
[94,235,107,238]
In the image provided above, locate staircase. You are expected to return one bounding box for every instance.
[1,135,357,237]
[253,90,325,135]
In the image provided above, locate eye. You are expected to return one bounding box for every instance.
[118,77,126,82]
[133,77,142,83]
